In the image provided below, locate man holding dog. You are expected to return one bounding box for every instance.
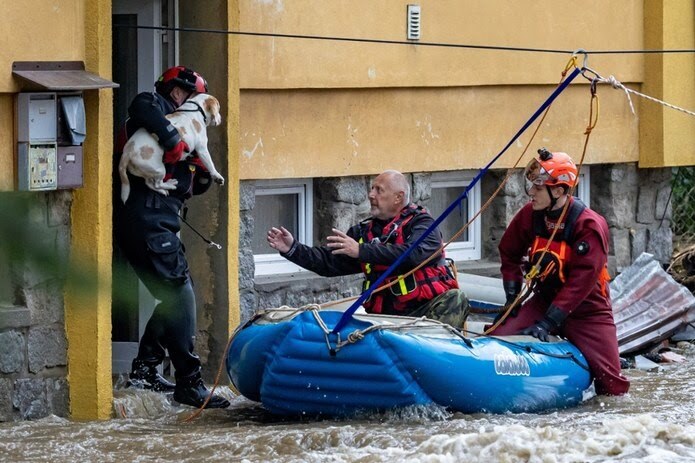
[267,170,470,328]
[113,66,229,408]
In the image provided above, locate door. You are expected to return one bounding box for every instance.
[111,0,178,375]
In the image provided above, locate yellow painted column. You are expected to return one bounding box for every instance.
[640,0,695,167]
[64,0,113,420]
[228,0,241,332]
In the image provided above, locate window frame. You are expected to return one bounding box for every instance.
[429,171,482,262]
[575,165,591,206]
[253,178,313,276]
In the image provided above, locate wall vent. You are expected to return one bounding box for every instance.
[407,5,421,41]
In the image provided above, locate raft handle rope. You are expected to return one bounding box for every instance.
[332,62,583,334]
[307,305,473,355]
[265,305,582,368]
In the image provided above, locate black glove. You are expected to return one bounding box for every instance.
[503,280,522,305]
[520,305,567,342]
[493,281,523,325]
[520,318,555,342]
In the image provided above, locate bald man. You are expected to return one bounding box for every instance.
[267,170,469,328]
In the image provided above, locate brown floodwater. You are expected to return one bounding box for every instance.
[1,342,694,463]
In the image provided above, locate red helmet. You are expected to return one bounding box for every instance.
[524,148,578,189]
[155,66,208,95]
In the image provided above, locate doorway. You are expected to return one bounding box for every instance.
[111,0,178,374]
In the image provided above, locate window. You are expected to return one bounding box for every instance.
[253,179,313,276]
[428,171,481,261]
[574,165,590,206]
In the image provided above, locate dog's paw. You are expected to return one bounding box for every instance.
[214,175,225,186]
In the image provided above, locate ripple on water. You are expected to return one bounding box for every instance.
[0,344,694,462]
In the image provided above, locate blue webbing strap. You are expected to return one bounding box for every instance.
[332,66,582,333]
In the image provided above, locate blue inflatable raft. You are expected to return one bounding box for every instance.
[226,306,591,415]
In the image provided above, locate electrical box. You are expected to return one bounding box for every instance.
[57,145,83,189]
[17,143,58,191]
[17,93,57,143]
[16,92,85,191]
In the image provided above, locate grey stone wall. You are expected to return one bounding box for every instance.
[241,165,674,320]
[592,164,673,272]
[0,192,71,421]
[484,163,673,275]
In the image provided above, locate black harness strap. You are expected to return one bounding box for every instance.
[173,100,208,124]
[533,198,586,243]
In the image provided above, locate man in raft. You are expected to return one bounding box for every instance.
[267,170,469,329]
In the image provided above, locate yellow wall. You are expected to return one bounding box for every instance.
[238,0,653,179]
[0,0,87,190]
[64,0,114,420]
[640,0,695,167]
[239,84,639,179]
[0,96,13,190]
[0,0,113,419]
[228,1,241,333]
[239,0,643,89]
[0,1,86,91]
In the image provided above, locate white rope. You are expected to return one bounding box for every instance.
[598,74,695,118]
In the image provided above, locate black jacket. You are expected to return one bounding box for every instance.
[126,92,181,150]
[282,209,444,277]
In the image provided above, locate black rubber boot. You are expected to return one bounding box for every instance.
[126,359,176,392]
[173,373,230,409]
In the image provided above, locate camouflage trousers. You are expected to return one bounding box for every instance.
[409,289,470,330]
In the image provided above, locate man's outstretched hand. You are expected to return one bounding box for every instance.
[267,227,294,254]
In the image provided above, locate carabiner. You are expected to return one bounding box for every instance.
[572,49,589,69]
[580,66,602,83]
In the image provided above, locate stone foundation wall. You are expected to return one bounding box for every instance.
[0,192,71,421]
[592,164,672,272]
[484,163,673,275]
[240,165,673,320]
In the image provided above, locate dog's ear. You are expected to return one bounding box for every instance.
[204,96,219,115]
[204,96,222,126]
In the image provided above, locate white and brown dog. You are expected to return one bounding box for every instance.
[118,93,225,203]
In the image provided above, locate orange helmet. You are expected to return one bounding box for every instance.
[524,148,578,189]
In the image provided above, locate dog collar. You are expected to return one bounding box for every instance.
[174,100,207,124]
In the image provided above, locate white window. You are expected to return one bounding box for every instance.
[574,165,590,206]
[253,179,313,276]
[428,171,482,261]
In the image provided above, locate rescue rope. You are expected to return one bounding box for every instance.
[483,73,600,335]
[158,199,222,249]
[589,70,695,118]
[332,63,583,334]
[372,57,581,302]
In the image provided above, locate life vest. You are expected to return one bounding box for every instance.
[528,198,610,295]
[359,204,459,315]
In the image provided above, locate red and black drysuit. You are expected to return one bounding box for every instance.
[113,91,212,380]
[491,197,629,395]
[282,204,459,315]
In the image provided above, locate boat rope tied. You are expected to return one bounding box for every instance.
[331,64,583,334]
[308,307,473,352]
[585,67,695,118]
